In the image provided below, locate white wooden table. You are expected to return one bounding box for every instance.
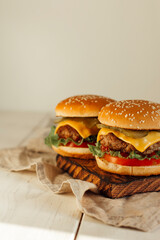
[0,111,160,240]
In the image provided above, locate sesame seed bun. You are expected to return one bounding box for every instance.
[96,156,160,176]
[99,100,160,130]
[52,145,94,159]
[55,95,115,117]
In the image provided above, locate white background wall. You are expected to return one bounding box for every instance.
[1,0,160,112]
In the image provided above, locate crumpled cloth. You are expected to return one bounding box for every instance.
[0,127,160,232]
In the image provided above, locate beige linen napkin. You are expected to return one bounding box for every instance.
[0,127,160,232]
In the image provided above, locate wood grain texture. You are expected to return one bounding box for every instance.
[0,111,82,240]
[77,215,160,240]
[56,154,160,198]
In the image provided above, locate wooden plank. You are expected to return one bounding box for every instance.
[0,169,81,240]
[77,215,160,240]
[56,155,160,198]
[0,111,82,240]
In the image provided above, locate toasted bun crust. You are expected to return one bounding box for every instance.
[55,95,115,117]
[52,145,95,159]
[99,100,160,130]
[96,156,160,176]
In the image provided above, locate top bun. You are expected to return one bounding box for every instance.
[55,95,115,117]
[99,100,160,130]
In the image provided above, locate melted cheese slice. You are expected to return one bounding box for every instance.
[97,128,160,152]
[55,118,99,139]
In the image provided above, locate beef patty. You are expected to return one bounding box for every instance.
[56,125,82,142]
[99,133,160,155]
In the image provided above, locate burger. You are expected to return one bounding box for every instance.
[89,100,160,176]
[45,95,115,159]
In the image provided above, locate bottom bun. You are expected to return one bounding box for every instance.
[52,145,94,159]
[95,156,160,176]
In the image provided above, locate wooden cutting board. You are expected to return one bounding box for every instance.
[56,154,160,198]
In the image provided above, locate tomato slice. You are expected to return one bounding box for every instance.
[65,141,95,148]
[104,153,160,166]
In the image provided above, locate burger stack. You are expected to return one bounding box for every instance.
[45,95,115,159]
[45,95,160,198]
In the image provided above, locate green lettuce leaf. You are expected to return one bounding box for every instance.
[45,126,58,147]
[128,151,160,160]
[45,125,96,148]
[128,151,146,160]
[88,142,105,158]
[88,141,160,160]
